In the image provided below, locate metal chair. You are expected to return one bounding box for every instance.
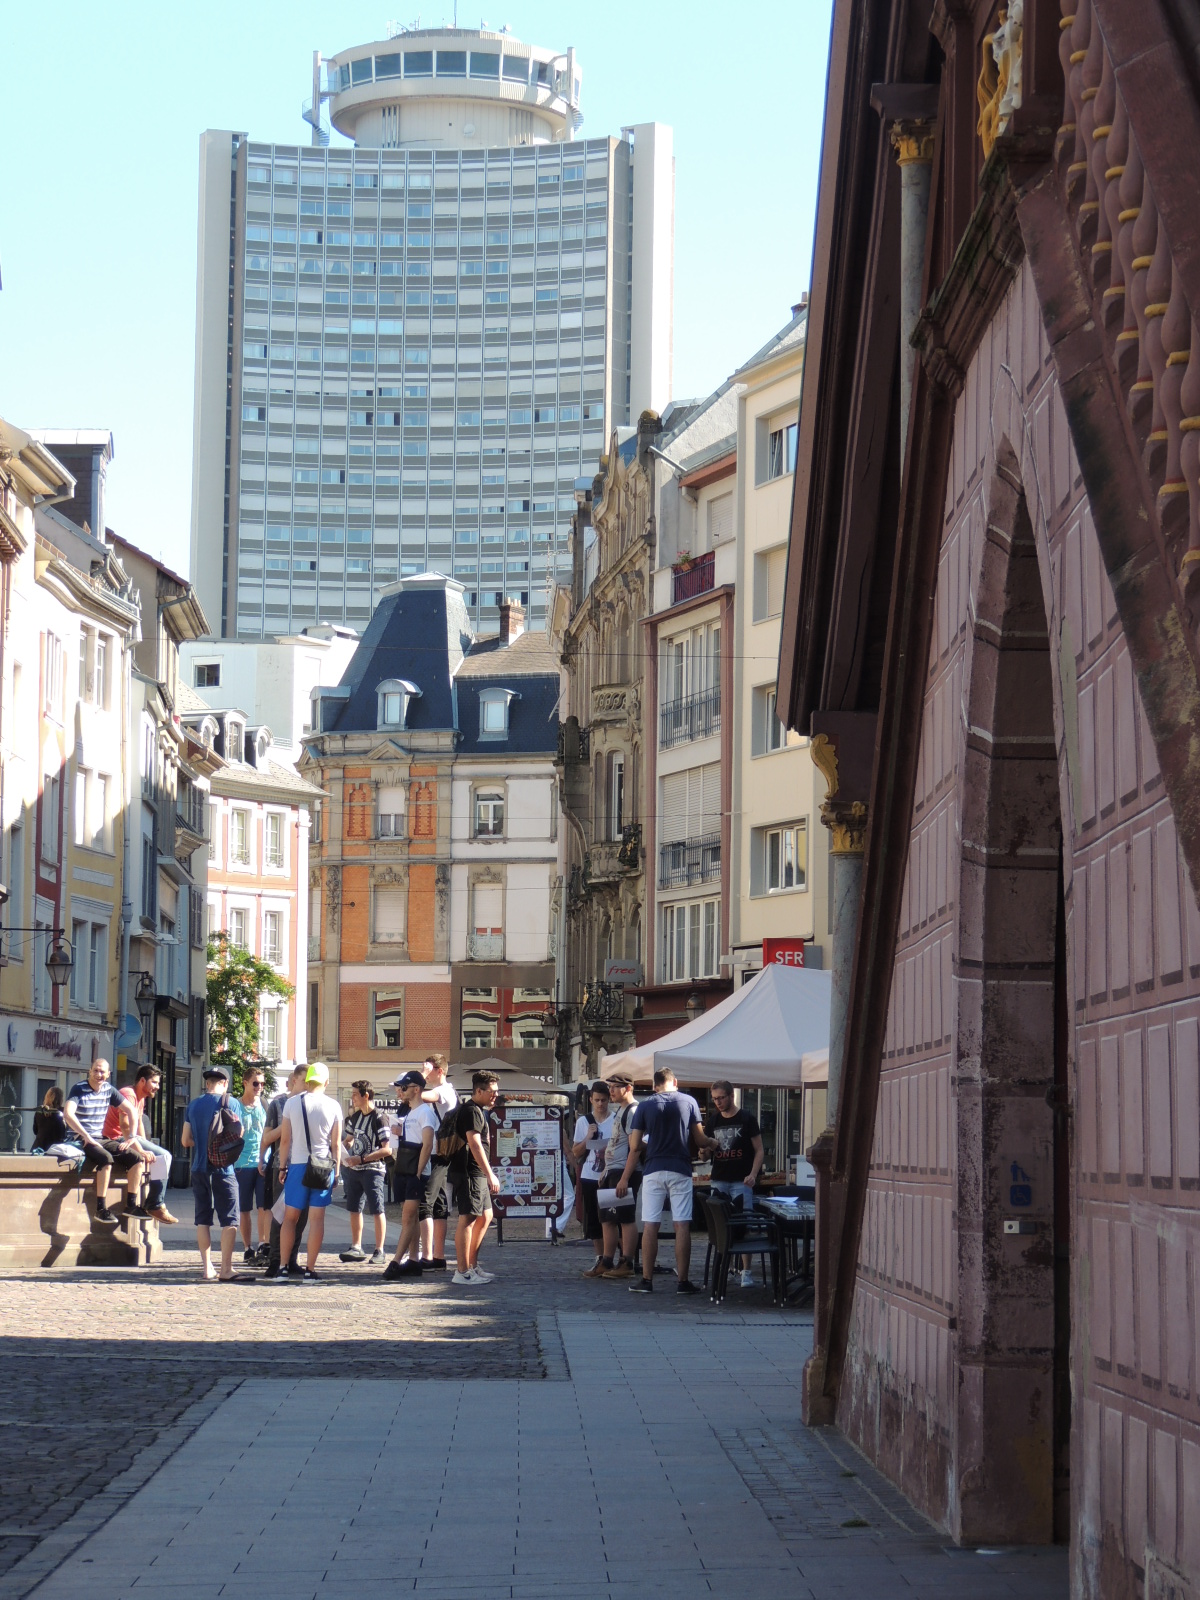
[705,1195,780,1304]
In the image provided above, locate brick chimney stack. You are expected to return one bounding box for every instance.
[499,597,525,645]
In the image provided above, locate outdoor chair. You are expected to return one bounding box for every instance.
[697,1192,774,1289]
[703,1195,779,1304]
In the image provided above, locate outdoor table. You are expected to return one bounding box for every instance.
[756,1196,815,1304]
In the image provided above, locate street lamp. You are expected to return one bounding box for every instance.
[0,926,75,988]
[135,971,158,1023]
[686,991,703,1024]
[540,1006,559,1044]
[44,936,73,989]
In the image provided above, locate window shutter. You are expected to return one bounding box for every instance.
[374,887,406,942]
[708,492,733,545]
[660,772,687,842]
[473,883,503,934]
[700,764,721,836]
[767,546,787,617]
[378,785,405,834]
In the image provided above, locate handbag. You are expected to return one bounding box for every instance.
[394,1110,424,1177]
[299,1096,335,1191]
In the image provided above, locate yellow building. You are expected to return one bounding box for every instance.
[0,423,138,1145]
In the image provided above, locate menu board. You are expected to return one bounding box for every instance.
[489,1101,566,1219]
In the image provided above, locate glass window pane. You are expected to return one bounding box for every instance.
[350,57,373,85]
[470,51,500,77]
[375,53,401,79]
[437,50,467,76]
[404,50,432,76]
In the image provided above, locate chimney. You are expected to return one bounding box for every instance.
[499,596,525,645]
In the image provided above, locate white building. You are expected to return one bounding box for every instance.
[191,25,674,643]
[180,625,360,765]
[729,307,830,996]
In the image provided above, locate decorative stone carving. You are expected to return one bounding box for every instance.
[821,798,869,856]
[977,1,1024,158]
[326,866,341,934]
[345,784,371,839]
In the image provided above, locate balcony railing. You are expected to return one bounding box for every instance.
[467,932,505,961]
[672,551,715,605]
[658,834,722,889]
[660,685,721,748]
[581,980,625,1033]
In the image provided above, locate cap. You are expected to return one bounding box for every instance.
[394,1070,426,1090]
[202,1065,229,1081]
[305,1061,330,1087]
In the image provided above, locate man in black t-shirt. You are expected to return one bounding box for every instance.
[450,1071,501,1285]
[339,1082,391,1263]
[705,1080,765,1288]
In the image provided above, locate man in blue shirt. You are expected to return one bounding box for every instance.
[616,1067,716,1296]
[181,1066,250,1282]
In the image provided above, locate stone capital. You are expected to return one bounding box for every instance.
[889,119,935,167]
[821,797,869,855]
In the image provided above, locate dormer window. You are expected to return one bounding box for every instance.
[377,678,421,729]
[479,688,517,739]
[225,716,245,763]
[199,716,220,751]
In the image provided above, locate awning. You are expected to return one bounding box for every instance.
[602,964,832,1088]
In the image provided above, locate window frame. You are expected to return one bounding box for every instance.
[473,788,505,838]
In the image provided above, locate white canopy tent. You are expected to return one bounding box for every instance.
[602,964,832,1088]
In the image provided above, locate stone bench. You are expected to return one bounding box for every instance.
[0,1155,163,1268]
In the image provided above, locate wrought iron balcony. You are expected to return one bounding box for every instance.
[658,834,722,889]
[659,685,721,748]
[671,550,715,605]
[617,821,641,869]
[581,980,626,1032]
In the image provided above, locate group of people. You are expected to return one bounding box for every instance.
[179,1053,504,1284]
[37,1052,765,1295]
[573,1067,765,1294]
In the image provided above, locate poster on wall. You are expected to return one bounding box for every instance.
[488,1101,566,1219]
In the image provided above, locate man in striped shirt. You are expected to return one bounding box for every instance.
[62,1058,146,1223]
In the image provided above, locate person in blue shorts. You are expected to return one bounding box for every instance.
[275,1062,343,1283]
[181,1066,252,1283]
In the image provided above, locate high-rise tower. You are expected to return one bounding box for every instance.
[190,27,674,640]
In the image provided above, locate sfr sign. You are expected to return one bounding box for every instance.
[763,938,805,967]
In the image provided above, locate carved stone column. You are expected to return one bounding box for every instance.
[890,120,936,454]
[811,739,869,1128]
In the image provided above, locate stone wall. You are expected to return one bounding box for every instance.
[838,257,1200,1591]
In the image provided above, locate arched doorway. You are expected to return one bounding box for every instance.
[953,443,1070,1544]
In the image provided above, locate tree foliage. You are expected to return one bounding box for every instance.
[206,931,293,1097]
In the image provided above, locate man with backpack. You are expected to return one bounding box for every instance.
[418,1053,458,1270]
[598,1074,640,1279]
[381,1071,438,1281]
[180,1065,251,1282]
[448,1070,502,1285]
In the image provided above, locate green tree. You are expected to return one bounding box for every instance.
[206,931,293,1097]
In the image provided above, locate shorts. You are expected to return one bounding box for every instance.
[641,1169,694,1224]
[82,1139,142,1173]
[580,1178,602,1240]
[709,1178,755,1210]
[283,1162,335,1210]
[452,1167,491,1220]
[343,1165,388,1215]
[236,1167,267,1212]
[392,1170,426,1206]
[191,1168,239,1229]
[423,1159,451,1221]
[598,1168,640,1223]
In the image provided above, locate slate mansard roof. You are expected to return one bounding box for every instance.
[311,574,560,756]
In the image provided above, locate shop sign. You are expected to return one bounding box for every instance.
[762,938,806,967]
[4,1018,102,1065]
[604,958,643,986]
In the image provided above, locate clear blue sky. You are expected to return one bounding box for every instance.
[1,0,833,574]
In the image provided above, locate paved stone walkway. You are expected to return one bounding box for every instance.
[0,1204,1069,1599]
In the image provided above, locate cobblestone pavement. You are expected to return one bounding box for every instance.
[0,1200,1068,1599]
[0,1203,765,1585]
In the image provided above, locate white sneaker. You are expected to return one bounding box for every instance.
[452,1270,477,1285]
[471,1267,495,1282]
[739,1268,755,1289]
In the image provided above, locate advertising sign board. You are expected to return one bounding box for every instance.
[762,938,806,967]
[489,1101,566,1219]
